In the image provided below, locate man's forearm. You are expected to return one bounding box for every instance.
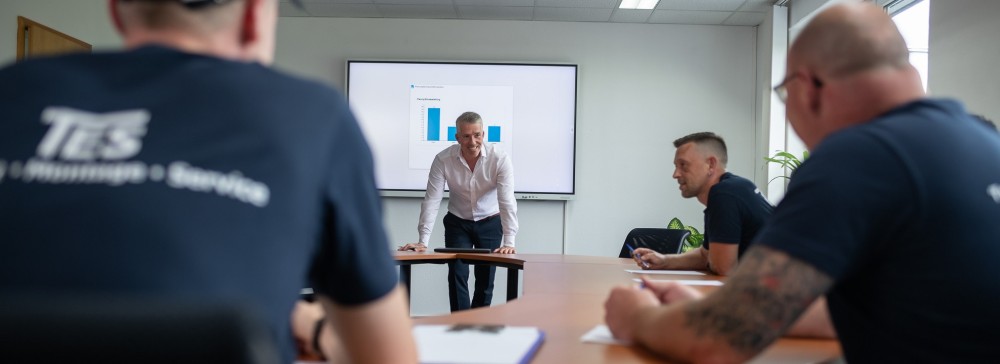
[320,286,417,364]
[634,246,833,363]
[705,244,739,276]
[661,248,709,270]
[633,301,746,364]
[785,298,836,339]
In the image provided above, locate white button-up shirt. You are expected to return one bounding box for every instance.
[418,143,518,247]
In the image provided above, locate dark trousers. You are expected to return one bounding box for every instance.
[443,212,502,312]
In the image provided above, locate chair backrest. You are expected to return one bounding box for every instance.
[618,228,691,258]
[0,295,281,364]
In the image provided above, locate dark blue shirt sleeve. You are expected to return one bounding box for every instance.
[309,98,398,306]
[754,131,917,280]
[705,192,742,245]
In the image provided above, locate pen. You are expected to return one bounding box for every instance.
[626,243,650,268]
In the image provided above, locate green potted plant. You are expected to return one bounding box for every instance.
[667,217,704,253]
[764,150,809,182]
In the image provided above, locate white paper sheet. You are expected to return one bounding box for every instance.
[633,278,723,286]
[414,324,544,364]
[625,269,706,276]
[580,325,630,346]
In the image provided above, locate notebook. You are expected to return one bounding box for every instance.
[414,324,544,364]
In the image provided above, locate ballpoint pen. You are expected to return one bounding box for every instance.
[625,243,650,269]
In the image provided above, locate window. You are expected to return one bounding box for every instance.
[892,0,929,91]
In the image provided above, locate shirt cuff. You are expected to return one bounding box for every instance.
[418,234,431,245]
[502,236,515,247]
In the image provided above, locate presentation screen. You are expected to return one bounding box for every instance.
[347,61,577,199]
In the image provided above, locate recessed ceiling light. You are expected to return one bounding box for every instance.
[619,0,659,10]
[637,0,659,9]
[619,0,640,8]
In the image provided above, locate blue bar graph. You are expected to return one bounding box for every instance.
[427,108,441,141]
[488,126,501,142]
[447,126,457,141]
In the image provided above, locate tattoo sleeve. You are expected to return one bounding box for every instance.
[683,245,833,355]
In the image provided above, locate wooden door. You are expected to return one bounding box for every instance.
[16,16,91,61]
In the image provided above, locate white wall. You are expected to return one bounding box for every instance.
[0,0,119,66]
[0,1,761,316]
[928,0,1000,121]
[274,17,758,315]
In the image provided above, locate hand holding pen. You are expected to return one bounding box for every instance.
[626,243,653,269]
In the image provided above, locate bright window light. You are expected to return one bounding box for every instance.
[619,0,640,8]
[637,0,659,9]
[620,0,659,10]
[892,0,929,91]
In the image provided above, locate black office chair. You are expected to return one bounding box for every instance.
[618,228,691,258]
[0,295,281,364]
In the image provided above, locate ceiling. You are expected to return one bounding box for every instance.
[278,0,779,26]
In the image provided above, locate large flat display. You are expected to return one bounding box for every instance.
[347,61,577,199]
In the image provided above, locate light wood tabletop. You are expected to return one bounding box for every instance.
[395,252,842,363]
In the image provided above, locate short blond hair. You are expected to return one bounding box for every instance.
[116,0,243,34]
[673,132,728,166]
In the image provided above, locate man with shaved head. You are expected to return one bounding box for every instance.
[605,2,1000,363]
[0,0,416,362]
[631,132,773,276]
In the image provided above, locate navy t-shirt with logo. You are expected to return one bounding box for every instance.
[755,99,1000,362]
[0,46,399,361]
[702,172,773,257]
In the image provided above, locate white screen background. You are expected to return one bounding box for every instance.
[348,62,576,194]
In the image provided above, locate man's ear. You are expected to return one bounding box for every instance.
[805,72,823,117]
[109,0,126,36]
[706,155,718,175]
[239,0,261,46]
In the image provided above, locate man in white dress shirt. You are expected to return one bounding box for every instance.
[398,111,518,312]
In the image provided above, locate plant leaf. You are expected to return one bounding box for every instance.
[684,226,704,247]
[667,217,684,230]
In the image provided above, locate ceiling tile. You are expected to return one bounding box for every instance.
[377,4,457,18]
[656,0,745,12]
[609,9,653,23]
[723,11,766,25]
[372,0,453,5]
[304,3,381,17]
[458,6,534,20]
[739,0,774,12]
[455,0,535,6]
[533,6,614,21]
[648,10,731,24]
[535,0,618,9]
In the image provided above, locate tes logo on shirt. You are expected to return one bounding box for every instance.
[36,106,149,161]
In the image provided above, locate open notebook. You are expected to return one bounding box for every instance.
[414,324,544,364]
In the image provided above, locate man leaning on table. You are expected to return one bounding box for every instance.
[631,132,772,276]
[605,3,1000,363]
[399,111,519,312]
[0,0,416,363]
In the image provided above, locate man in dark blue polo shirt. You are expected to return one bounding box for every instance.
[0,0,416,362]
[605,3,1000,363]
[632,132,773,275]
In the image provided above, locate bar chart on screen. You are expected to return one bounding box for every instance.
[408,84,514,170]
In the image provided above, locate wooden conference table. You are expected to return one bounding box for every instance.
[395,252,841,364]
